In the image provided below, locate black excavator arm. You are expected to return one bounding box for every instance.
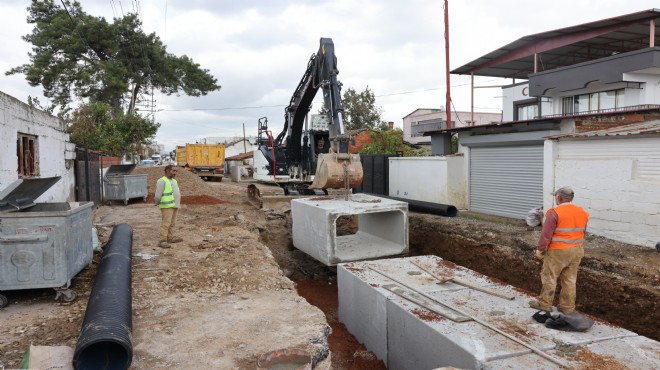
[275,37,347,167]
[253,37,362,192]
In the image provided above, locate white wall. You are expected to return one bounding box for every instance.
[623,72,660,105]
[0,91,75,202]
[502,72,660,121]
[388,156,466,208]
[501,83,529,121]
[549,136,660,248]
[225,139,251,158]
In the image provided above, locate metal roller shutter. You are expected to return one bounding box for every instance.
[470,145,543,219]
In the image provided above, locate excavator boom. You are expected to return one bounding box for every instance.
[249,38,363,207]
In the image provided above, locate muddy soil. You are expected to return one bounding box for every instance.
[1,167,658,369]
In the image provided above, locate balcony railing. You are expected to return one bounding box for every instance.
[535,104,660,120]
[411,121,445,137]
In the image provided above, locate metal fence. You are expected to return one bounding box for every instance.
[354,154,400,195]
[75,147,102,207]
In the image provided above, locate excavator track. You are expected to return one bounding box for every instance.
[247,183,328,210]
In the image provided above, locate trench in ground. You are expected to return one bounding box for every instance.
[260,214,658,370]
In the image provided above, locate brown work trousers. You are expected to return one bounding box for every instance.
[159,207,178,241]
[537,246,584,314]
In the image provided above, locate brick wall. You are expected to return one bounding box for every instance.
[574,113,645,132]
[349,130,373,153]
[100,156,122,168]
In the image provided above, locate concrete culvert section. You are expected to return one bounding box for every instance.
[291,194,409,266]
[338,255,660,370]
[408,212,660,343]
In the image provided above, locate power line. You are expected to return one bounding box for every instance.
[449,98,464,126]
[60,0,93,52]
[159,104,287,112]
[157,80,509,112]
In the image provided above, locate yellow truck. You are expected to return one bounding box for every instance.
[175,144,225,181]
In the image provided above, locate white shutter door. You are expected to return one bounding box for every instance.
[470,145,544,218]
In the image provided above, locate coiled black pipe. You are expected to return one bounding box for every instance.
[366,193,458,217]
[73,223,133,370]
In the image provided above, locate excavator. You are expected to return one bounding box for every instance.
[248,38,363,207]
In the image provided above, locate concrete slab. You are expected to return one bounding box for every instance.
[291,194,408,266]
[338,255,660,370]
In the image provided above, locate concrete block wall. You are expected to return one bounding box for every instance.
[550,137,660,248]
[0,91,75,202]
[388,156,467,208]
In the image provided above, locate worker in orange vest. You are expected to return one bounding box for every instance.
[529,186,589,314]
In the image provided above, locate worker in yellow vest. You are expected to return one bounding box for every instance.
[154,165,182,248]
[530,186,589,314]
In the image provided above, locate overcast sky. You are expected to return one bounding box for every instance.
[1,1,658,152]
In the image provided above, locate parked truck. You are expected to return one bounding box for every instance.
[175,144,225,181]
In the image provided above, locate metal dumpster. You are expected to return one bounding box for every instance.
[0,177,94,307]
[103,164,148,204]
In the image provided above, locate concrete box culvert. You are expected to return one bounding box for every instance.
[338,255,660,370]
[291,194,409,266]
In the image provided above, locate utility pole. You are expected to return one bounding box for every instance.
[242,123,247,153]
[444,0,451,129]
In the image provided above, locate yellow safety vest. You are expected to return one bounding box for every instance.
[158,177,177,209]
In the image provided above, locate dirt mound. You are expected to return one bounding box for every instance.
[133,166,216,197]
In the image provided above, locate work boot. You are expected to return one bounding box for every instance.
[558,308,574,315]
[529,299,552,312]
[158,240,171,248]
[168,236,183,243]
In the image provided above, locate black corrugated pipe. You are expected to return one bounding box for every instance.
[366,193,458,217]
[73,223,133,370]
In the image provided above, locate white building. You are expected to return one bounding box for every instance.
[0,91,76,202]
[420,9,660,248]
[402,108,501,145]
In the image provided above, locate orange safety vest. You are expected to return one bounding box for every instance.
[548,203,589,250]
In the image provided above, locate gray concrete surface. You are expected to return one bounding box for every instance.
[338,255,660,370]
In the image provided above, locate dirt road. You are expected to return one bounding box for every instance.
[1,169,334,369]
[1,167,658,369]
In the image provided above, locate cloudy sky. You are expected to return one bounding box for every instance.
[1,0,658,152]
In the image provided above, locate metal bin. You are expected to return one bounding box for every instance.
[0,177,94,307]
[103,164,148,204]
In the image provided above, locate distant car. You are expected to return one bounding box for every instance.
[139,160,157,167]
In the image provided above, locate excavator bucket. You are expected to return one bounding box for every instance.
[310,153,363,189]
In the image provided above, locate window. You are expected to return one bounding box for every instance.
[574,94,589,113]
[562,97,573,115]
[599,90,619,110]
[516,103,538,120]
[566,89,625,114]
[17,133,39,177]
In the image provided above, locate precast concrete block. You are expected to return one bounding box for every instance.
[338,256,660,370]
[291,193,408,266]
